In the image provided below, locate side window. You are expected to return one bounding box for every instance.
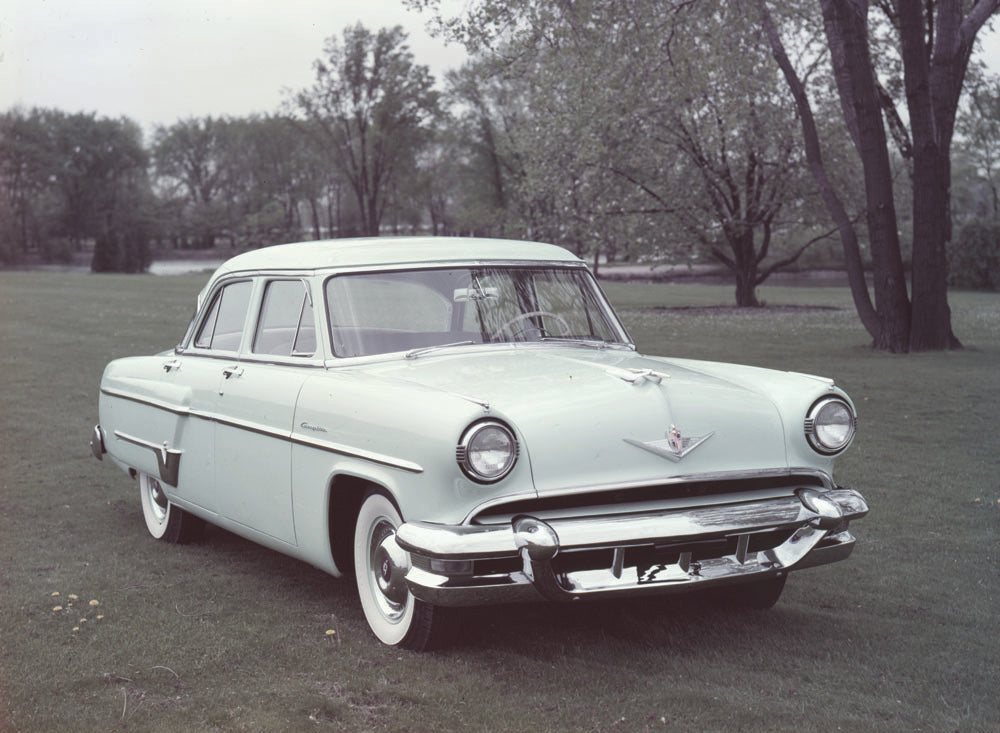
[193,280,252,351]
[253,280,316,357]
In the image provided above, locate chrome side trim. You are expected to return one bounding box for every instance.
[101,387,423,474]
[113,430,182,486]
[100,387,191,417]
[289,434,424,474]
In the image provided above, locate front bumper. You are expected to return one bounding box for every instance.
[395,488,868,606]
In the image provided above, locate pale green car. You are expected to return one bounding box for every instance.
[91,237,867,649]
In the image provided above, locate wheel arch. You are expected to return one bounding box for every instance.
[328,473,401,577]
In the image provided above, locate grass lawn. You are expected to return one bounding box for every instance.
[1,271,998,732]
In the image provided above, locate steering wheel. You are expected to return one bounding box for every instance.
[492,310,571,341]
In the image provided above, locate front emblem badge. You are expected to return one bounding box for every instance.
[624,425,714,463]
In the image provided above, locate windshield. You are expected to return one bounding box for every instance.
[325,266,629,358]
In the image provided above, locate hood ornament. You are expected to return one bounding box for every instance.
[607,367,670,385]
[624,425,714,462]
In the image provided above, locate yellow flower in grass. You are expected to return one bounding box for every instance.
[325,629,336,637]
[89,600,100,607]
[68,594,79,600]
[51,592,60,597]
[52,606,63,612]
[96,615,104,621]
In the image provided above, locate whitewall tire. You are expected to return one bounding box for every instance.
[138,471,203,544]
[353,491,452,650]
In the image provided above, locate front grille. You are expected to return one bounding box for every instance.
[471,473,825,525]
[548,527,796,575]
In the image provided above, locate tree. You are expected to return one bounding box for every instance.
[0,108,152,271]
[153,117,235,248]
[0,109,59,262]
[628,3,828,306]
[292,24,441,236]
[417,0,832,301]
[68,115,154,273]
[759,0,1000,351]
[954,74,1000,221]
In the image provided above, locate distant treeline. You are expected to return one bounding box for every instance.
[2,12,997,309]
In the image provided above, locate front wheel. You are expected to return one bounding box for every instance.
[353,492,453,650]
[138,471,204,544]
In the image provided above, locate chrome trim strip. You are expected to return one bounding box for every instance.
[100,387,191,417]
[289,434,424,474]
[460,468,835,524]
[400,494,822,559]
[100,388,423,474]
[112,430,182,486]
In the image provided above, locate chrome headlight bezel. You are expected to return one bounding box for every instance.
[804,396,857,455]
[456,420,519,483]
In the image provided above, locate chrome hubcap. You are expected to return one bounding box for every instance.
[368,519,411,620]
[147,476,168,523]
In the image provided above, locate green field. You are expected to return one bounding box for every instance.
[1,271,998,731]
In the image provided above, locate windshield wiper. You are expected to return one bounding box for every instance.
[539,337,633,350]
[404,340,476,360]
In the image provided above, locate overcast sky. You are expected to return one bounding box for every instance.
[3,0,1000,136]
[0,0,464,132]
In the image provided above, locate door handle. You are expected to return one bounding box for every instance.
[222,366,244,379]
[162,359,181,372]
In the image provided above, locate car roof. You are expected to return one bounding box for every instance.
[208,237,583,279]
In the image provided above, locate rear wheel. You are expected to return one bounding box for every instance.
[138,471,204,544]
[353,491,453,650]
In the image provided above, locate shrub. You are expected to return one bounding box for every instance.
[949,219,1000,291]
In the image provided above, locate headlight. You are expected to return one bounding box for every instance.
[456,420,518,482]
[804,397,856,454]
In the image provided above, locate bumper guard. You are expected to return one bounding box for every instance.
[395,488,868,606]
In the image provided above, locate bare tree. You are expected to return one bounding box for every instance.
[292,24,440,237]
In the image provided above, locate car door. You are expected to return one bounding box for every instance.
[172,277,257,514]
[211,278,319,546]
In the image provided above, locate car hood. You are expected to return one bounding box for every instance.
[353,346,803,494]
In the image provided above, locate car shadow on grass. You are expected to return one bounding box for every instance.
[452,590,845,657]
[110,505,848,657]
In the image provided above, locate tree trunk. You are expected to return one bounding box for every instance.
[309,198,321,240]
[898,1,965,350]
[909,145,961,349]
[734,277,760,308]
[715,230,762,307]
[759,0,998,351]
[822,0,911,352]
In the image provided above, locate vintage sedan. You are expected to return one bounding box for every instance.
[91,237,867,649]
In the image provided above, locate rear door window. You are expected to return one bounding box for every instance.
[252,280,316,357]
[193,280,252,352]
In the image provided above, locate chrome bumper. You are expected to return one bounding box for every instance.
[395,488,868,607]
